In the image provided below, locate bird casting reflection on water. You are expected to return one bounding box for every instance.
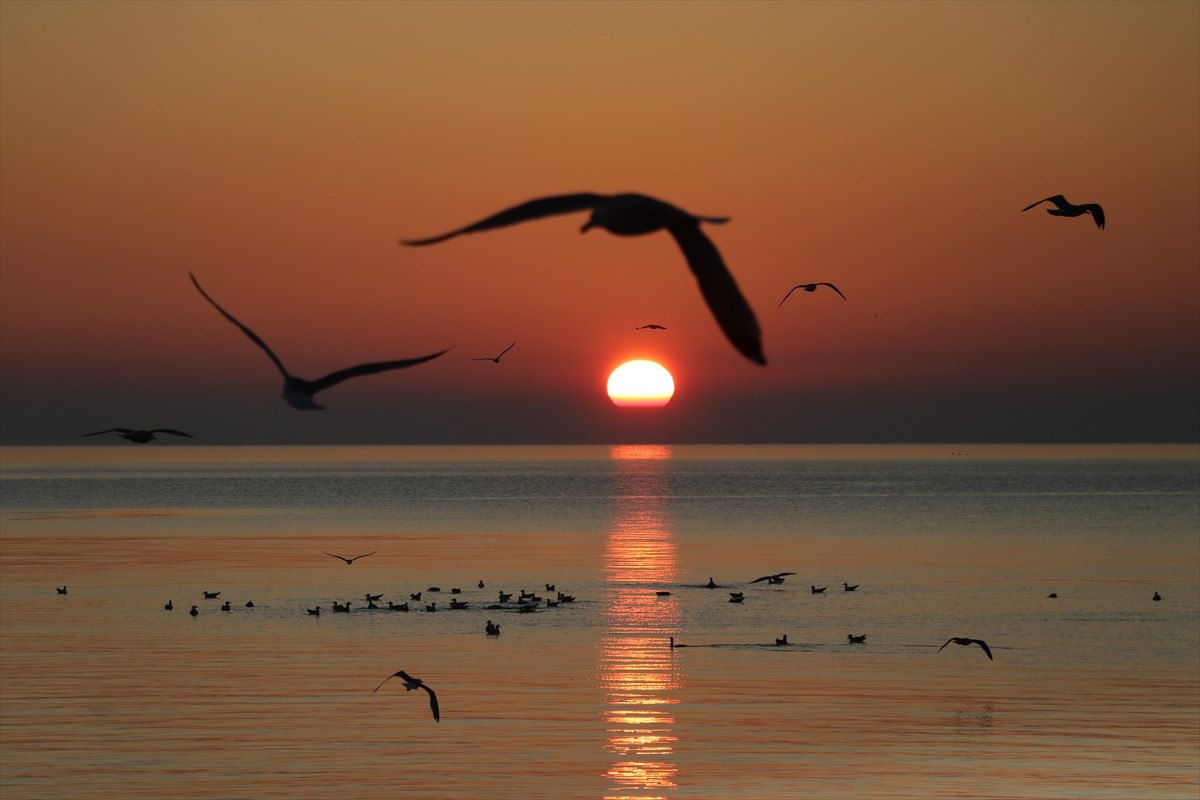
[402,192,765,365]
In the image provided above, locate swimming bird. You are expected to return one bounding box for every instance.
[811,585,827,594]
[777,282,847,306]
[425,602,437,612]
[847,634,867,644]
[373,670,439,722]
[323,550,375,565]
[388,601,409,611]
[656,590,672,597]
[1021,194,1105,229]
[427,587,442,593]
[411,592,422,601]
[402,192,765,365]
[729,593,745,603]
[245,601,254,608]
[497,591,512,602]
[1047,592,1058,599]
[937,637,993,660]
[82,428,194,443]
[189,605,199,617]
[635,324,667,330]
[844,583,859,592]
[556,593,574,603]
[705,577,718,588]
[364,593,383,602]
[750,572,797,584]
[56,586,68,595]
[450,588,462,594]
[485,620,501,636]
[544,584,555,592]
[449,599,469,609]
[1153,591,1161,601]
[164,600,173,611]
[478,580,485,589]
[307,606,321,616]
[366,600,381,609]
[203,591,221,599]
[332,601,352,613]
[472,341,515,363]
[775,635,789,646]
[189,272,449,410]
[221,601,232,611]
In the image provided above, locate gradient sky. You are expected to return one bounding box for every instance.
[2,0,1197,445]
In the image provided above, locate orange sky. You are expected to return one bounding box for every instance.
[1,0,1197,444]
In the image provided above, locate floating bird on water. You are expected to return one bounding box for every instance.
[189,605,199,617]
[497,591,512,602]
[364,593,383,602]
[847,634,867,644]
[189,272,448,410]
[332,601,352,613]
[402,192,765,365]
[1047,592,1058,599]
[472,341,515,363]
[449,599,469,609]
[750,572,797,584]
[373,670,439,722]
[729,593,745,603]
[811,586,827,594]
[164,600,173,611]
[1153,591,1161,601]
[778,282,847,306]
[221,601,232,611]
[478,580,485,589]
[1021,194,1105,229]
[544,584,555,592]
[388,601,409,611]
[844,583,859,592]
[56,586,68,595]
[635,324,667,330]
[938,637,993,660]
[82,428,193,444]
[656,590,672,597]
[775,635,789,646]
[411,591,422,601]
[323,550,375,565]
[425,602,437,612]
[245,601,254,608]
[203,591,221,599]
[307,606,321,616]
[706,577,718,588]
[485,620,501,636]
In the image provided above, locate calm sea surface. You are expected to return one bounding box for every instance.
[2,444,1197,799]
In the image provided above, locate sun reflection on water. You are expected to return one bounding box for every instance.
[601,445,681,799]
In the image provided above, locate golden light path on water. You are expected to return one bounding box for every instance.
[600,444,681,799]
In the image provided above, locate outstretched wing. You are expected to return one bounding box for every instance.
[149,429,193,437]
[308,349,450,394]
[497,341,516,358]
[402,194,609,245]
[349,551,376,562]
[1021,195,1065,212]
[777,285,804,307]
[423,686,440,722]
[749,575,772,583]
[972,639,994,660]
[666,223,765,365]
[190,273,290,380]
[323,551,348,562]
[82,428,133,436]
[1081,203,1105,229]
[819,283,848,300]
[937,638,954,652]
[373,671,401,693]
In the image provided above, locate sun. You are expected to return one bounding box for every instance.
[607,360,675,408]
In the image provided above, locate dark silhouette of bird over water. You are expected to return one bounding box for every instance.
[56,586,68,595]
[811,585,827,594]
[203,590,220,599]
[635,324,667,330]
[164,599,173,611]
[485,620,501,636]
[775,635,789,646]
[778,282,847,306]
[1021,194,1105,229]
[323,550,375,565]
[750,572,797,585]
[472,341,515,363]
[1153,591,1161,601]
[847,634,867,644]
[938,637,993,660]
[401,192,765,365]
[83,428,193,443]
[189,272,449,410]
[189,605,199,617]
[373,670,439,722]
[844,583,859,592]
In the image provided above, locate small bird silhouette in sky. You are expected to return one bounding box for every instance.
[635,324,667,330]
[82,428,193,443]
[323,550,375,564]
[402,192,764,365]
[1021,194,1105,229]
[778,282,847,306]
[472,341,516,363]
[189,272,448,410]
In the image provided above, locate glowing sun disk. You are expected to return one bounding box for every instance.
[607,361,675,408]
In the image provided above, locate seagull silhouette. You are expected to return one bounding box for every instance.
[938,637,993,660]
[189,605,199,617]
[373,670,439,722]
[847,634,867,644]
[82,428,193,443]
[1021,195,1105,229]
[189,272,449,410]
[472,341,515,363]
[635,324,667,330]
[778,282,847,306]
[402,193,765,365]
[323,550,375,564]
[750,572,797,584]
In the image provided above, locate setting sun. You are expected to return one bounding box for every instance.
[607,360,675,408]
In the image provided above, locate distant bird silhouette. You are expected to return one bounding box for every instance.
[245,601,254,608]
[323,550,375,565]
[307,606,321,616]
[425,602,437,612]
[82,428,193,443]
[497,591,512,602]
[332,601,352,613]
[189,605,199,617]
[750,572,797,584]
[203,591,220,599]
[1047,592,1058,599]
[364,593,383,602]
[485,620,501,636]
[374,670,439,722]
[778,282,847,306]
[1153,591,1161,601]
[164,600,173,611]
[544,584,555,592]
[775,635,789,646]
[847,634,867,644]
[656,590,672,597]
[450,588,462,594]
[411,592,423,601]
[56,586,68,595]
[729,592,745,603]
[635,324,667,330]
[844,583,859,592]
[705,577,718,588]
[938,637,993,660]
[472,341,515,363]
[449,599,469,609]
[221,601,232,611]
[189,272,448,410]
[811,585,827,594]
[1021,194,1105,229]
[402,193,765,365]
[478,580,485,589]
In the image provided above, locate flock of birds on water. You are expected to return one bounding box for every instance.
[72,188,1108,722]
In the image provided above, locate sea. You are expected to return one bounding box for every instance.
[1,443,1197,799]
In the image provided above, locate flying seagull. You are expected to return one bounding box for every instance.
[750,572,797,585]
[323,550,375,565]
[937,637,993,660]
[778,282,847,306]
[1021,195,1105,230]
[635,324,667,330]
[374,670,440,722]
[82,428,193,443]
[189,272,449,410]
[401,193,765,365]
[472,341,516,363]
